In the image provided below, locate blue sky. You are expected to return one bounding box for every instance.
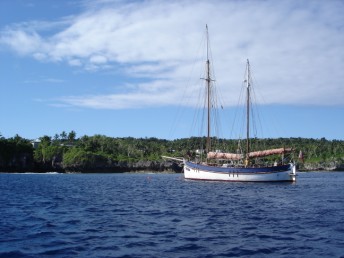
[0,0,343,140]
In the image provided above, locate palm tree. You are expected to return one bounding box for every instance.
[68,130,77,143]
[60,131,67,142]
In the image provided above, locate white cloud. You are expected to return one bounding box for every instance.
[33,52,47,61]
[89,55,108,64]
[23,77,65,84]
[68,58,82,66]
[1,0,343,108]
[0,30,44,55]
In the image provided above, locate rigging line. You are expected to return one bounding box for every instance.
[168,30,206,139]
[237,101,246,145]
[192,79,208,152]
[212,78,226,149]
[250,65,286,149]
[249,66,265,141]
[190,85,205,144]
[212,95,226,145]
[198,99,207,160]
[250,68,274,139]
[251,86,264,140]
[206,33,225,111]
[200,89,207,138]
[204,26,226,148]
[187,81,204,156]
[189,48,209,139]
[229,64,247,140]
[249,85,259,140]
[211,87,223,147]
[239,80,248,140]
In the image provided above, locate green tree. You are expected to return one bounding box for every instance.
[63,147,109,170]
[60,131,67,141]
[68,130,77,143]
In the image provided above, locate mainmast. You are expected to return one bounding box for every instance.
[245,59,251,166]
[206,24,211,154]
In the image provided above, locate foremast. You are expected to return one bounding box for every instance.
[245,59,251,167]
[203,24,214,155]
[206,25,211,154]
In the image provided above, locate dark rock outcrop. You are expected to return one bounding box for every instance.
[62,160,183,173]
[0,153,34,172]
[299,161,344,171]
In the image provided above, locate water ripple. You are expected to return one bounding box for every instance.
[1,172,344,257]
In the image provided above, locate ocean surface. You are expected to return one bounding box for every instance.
[1,172,343,258]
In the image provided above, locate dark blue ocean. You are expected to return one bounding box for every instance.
[1,172,343,258]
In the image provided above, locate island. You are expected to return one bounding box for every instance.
[0,132,343,173]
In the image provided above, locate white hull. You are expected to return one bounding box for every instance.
[184,161,296,182]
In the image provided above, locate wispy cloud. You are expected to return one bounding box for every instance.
[1,0,343,108]
[23,77,65,84]
[57,79,185,109]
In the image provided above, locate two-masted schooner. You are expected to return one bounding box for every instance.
[172,25,296,182]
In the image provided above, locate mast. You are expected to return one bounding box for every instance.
[206,24,211,154]
[245,59,250,166]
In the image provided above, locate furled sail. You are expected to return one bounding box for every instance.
[248,148,292,158]
[208,148,292,160]
[207,152,243,160]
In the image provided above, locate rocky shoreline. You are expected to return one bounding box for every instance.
[62,160,183,173]
[1,159,344,173]
[0,160,183,173]
[298,161,344,172]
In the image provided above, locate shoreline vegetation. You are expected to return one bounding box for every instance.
[1,132,343,173]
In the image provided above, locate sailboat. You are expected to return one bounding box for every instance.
[178,25,296,182]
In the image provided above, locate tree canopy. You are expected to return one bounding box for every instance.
[0,131,343,172]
